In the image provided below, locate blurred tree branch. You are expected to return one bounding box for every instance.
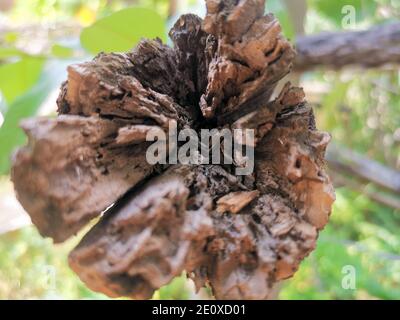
[280,0,307,88]
[295,22,400,71]
[283,0,307,36]
[332,172,400,210]
[0,0,14,12]
[168,0,178,18]
[327,143,400,210]
[327,143,400,194]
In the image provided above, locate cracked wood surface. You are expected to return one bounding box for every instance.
[12,0,335,300]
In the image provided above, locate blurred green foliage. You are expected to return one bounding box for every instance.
[0,226,107,299]
[0,0,399,300]
[51,44,74,58]
[0,57,44,104]
[282,188,400,300]
[312,70,400,163]
[0,221,192,299]
[80,7,166,54]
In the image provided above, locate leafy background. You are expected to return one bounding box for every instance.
[0,0,399,299]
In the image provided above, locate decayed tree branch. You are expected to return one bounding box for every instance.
[12,0,334,300]
[295,22,400,71]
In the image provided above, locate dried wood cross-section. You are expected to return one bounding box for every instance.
[12,0,335,300]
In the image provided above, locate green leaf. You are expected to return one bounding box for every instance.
[0,58,68,174]
[51,44,74,58]
[0,59,75,174]
[0,83,48,174]
[80,7,166,54]
[0,57,45,105]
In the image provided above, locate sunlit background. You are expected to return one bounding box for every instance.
[0,0,399,299]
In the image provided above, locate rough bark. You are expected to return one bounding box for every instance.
[12,116,155,242]
[12,0,335,300]
[201,0,295,121]
[295,22,400,71]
